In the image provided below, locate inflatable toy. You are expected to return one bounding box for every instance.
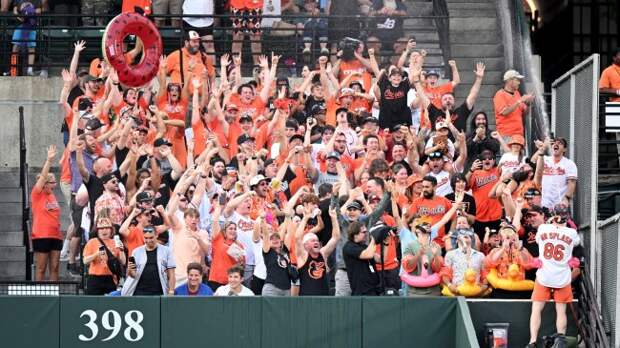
[486,264,534,291]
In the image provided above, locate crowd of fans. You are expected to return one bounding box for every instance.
[27,26,581,300]
[5,0,414,76]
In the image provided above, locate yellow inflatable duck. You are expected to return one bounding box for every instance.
[486,263,534,291]
[442,268,490,297]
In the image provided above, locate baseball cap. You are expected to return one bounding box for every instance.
[346,200,363,211]
[361,116,379,125]
[309,104,326,116]
[101,173,117,184]
[349,80,365,92]
[389,67,403,76]
[84,74,102,82]
[553,137,568,147]
[249,174,270,187]
[425,69,440,77]
[435,121,449,131]
[237,134,256,145]
[503,69,525,81]
[136,191,153,203]
[326,151,341,161]
[338,88,355,99]
[289,134,305,144]
[508,134,525,147]
[553,204,570,217]
[302,233,318,244]
[154,138,172,147]
[239,115,253,123]
[85,118,103,131]
[188,30,200,40]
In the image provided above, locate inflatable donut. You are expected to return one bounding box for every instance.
[401,254,441,288]
[486,264,535,291]
[103,12,162,87]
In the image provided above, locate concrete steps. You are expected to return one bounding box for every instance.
[446,0,504,126]
[404,1,446,71]
[0,169,25,280]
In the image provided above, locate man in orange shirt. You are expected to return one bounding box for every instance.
[408,175,452,246]
[467,149,503,239]
[493,69,535,138]
[165,31,215,90]
[599,48,620,102]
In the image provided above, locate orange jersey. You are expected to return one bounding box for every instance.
[122,0,152,14]
[165,48,215,94]
[230,0,264,10]
[228,93,267,122]
[338,59,372,92]
[469,167,503,222]
[408,195,452,246]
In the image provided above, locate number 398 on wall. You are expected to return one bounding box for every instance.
[78,309,144,342]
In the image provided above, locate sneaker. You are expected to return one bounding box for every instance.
[26,68,34,76]
[525,343,537,348]
[59,251,69,262]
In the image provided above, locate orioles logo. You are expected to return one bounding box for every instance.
[308,260,325,280]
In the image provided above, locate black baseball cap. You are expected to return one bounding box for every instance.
[237,134,256,145]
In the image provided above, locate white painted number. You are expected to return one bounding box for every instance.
[124,310,144,342]
[78,310,98,341]
[78,309,144,342]
[101,310,122,341]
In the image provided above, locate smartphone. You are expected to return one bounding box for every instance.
[184,128,194,143]
[128,256,135,265]
[98,245,105,252]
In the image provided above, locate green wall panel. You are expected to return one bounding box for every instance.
[0,296,60,348]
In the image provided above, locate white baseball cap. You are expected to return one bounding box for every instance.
[503,69,524,81]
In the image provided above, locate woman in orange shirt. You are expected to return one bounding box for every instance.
[83,218,126,295]
[31,145,62,281]
[208,204,245,291]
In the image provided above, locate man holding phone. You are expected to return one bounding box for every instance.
[122,226,176,296]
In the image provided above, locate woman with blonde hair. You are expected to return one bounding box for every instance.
[31,145,62,280]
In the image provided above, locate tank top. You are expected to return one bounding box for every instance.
[299,253,329,296]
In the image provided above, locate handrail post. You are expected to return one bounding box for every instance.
[19,106,32,281]
[432,0,451,78]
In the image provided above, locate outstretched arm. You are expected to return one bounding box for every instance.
[465,62,485,110]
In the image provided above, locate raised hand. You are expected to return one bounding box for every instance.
[61,69,74,84]
[474,62,485,78]
[257,54,269,69]
[220,53,230,67]
[448,59,456,67]
[232,52,242,66]
[74,40,86,53]
[46,145,57,160]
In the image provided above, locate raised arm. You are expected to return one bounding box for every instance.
[320,206,341,258]
[465,62,485,110]
[448,60,460,87]
[33,145,57,193]
[294,213,310,266]
[68,41,86,87]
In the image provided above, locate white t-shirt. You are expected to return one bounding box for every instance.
[535,224,580,288]
[407,89,422,131]
[182,0,214,28]
[429,170,453,197]
[498,152,523,175]
[541,156,578,208]
[229,212,256,266]
[252,239,267,279]
[214,284,255,296]
[311,143,327,168]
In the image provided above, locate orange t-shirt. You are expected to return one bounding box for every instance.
[338,59,372,93]
[350,97,372,114]
[424,82,453,109]
[228,93,267,122]
[408,195,452,246]
[208,233,244,284]
[469,167,503,222]
[84,238,121,276]
[599,65,620,102]
[165,48,215,94]
[493,89,527,137]
[122,0,152,14]
[30,188,61,240]
[125,226,145,258]
[158,94,189,168]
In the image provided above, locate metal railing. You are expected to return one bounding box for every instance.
[432,0,451,77]
[574,259,611,348]
[0,280,80,295]
[18,106,32,281]
[0,12,448,75]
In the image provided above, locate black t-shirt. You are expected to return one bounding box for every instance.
[299,253,329,296]
[343,241,379,295]
[428,102,472,133]
[317,198,332,246]
[378,75,411,130]
[67,85,84,113]
[263,248,292,290]
[444,192,477,232]
[134,248,163,295]
[370,0,406,42]
[521,225,539,281]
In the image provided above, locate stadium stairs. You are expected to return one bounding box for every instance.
[446,0,505,129]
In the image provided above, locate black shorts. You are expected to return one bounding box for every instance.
[183,21,214,38]
[86,275,117,295]
[32,238,63,253]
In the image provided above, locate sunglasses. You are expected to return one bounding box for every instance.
[258,181,269,186]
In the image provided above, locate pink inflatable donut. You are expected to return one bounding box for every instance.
[401,272,441,288]
[103,12,162,87]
